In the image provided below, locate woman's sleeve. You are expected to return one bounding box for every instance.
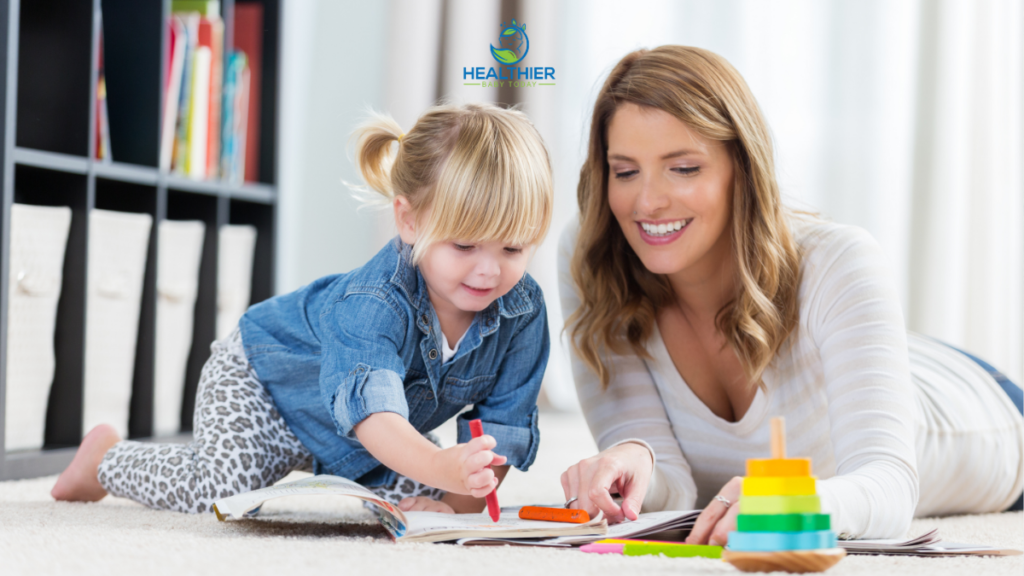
[804,225,920,539]
[557,220,699,511]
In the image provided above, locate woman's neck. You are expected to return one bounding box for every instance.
[666,226,739,321]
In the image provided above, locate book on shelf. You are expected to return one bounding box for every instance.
[161,1,253,183]
[160,17,186,172]
[233,2,263,182]
[172,0,220,16]
[220,50,249,184]
[95,14,111,162]
[171,12,199,175]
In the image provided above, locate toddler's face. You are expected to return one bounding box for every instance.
[417,239,530,315]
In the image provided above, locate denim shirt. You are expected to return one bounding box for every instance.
[238,237,549,487]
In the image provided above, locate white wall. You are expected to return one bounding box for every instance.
[277,0,390,293]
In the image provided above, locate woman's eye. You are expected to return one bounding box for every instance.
[673,166,699,175]
[454,244,474,251]
[614,170,638,179]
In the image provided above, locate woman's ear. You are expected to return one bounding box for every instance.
[394,196,417,245]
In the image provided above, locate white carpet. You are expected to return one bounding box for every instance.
[1,411,1021,575]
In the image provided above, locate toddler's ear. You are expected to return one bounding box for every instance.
[393,196,418,245]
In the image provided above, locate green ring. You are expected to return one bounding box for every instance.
[737,513,831,532]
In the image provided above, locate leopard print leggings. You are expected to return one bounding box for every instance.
[97,327,444,514]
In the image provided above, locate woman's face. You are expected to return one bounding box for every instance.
[606,103,735,280]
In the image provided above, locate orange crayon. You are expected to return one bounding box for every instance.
[518,506,591,524]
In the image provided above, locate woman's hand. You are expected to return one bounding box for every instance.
[398,496,455,514]
[685,476,742,546]
[560,442,654,524]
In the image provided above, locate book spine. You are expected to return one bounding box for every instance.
[220,52,240,183]
[205,18,224,179]
[188,47,211,179]
[160,18,186,172]
[235,66,250,185]
[173,14,198,174]
[233,3,262,182]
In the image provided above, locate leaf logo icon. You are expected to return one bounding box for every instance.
[490,19,529,65]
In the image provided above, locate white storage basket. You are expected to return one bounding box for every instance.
[82,209,153,438]
[153,220,205,437]
[216,224,257,340]
[5,204,72,450]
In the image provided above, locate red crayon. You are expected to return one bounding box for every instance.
[468,418,501,522]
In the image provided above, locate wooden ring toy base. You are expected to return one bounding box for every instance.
[722,547,846,573]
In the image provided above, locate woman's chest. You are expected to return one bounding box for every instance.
[656,308,757,422]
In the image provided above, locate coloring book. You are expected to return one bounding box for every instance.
[211,475,609,543]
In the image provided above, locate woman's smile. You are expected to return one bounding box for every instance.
[637,218,694,245]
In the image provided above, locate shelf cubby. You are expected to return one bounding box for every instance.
[0,0,281,480]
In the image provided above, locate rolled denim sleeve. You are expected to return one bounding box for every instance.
[456,293,549,471]
[319,294,410,439]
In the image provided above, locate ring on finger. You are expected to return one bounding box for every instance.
[714,495,731,509]
[564,497,578,509]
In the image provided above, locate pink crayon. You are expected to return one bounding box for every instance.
[580,543,626,555]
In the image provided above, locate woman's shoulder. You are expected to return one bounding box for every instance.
[787,210,885,279]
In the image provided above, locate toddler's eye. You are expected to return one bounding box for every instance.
[504,247,524,255]
[454,243,474,251]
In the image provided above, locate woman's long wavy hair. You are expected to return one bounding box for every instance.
[568,45,801,389]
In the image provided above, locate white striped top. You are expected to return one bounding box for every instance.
[557,214,1023,539]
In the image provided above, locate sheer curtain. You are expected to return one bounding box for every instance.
[374,0,1023,407]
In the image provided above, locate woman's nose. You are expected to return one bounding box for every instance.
[635,173,671,216]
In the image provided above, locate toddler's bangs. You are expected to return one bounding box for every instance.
[412,112,553,261]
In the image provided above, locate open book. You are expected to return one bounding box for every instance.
[457,509,702,546]
[211,475,608,543]
[839,528,1023,557]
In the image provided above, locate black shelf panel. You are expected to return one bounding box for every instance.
[13,147,90,174]
[94,160,160,186]
[15,0,93,157]
[100,0,163,168]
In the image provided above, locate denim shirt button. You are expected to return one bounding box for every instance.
[485,318,494,327]
[428,349,438,360]
[421,314,429,325]
[426,391,434,400]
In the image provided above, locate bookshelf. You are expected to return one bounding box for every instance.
[0,0,281,480]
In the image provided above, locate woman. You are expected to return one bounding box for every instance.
[558,45,1023,542]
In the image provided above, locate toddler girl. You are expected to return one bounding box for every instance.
[51,102,554,514]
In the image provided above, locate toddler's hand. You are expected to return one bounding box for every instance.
[398,496,455,514]
[440,434,507,497]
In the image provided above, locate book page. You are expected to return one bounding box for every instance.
[400,511,608,543]
[458,509,700,546]
[212,475,408,537]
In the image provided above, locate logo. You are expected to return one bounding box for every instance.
[490,20,529,65]
[463,18,555,88]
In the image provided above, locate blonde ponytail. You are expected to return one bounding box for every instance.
[351,112,404,206]
[348,102,554,263]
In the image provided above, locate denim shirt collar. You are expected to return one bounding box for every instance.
[389,238,536,340]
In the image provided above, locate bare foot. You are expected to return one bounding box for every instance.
[51,424,122,502]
